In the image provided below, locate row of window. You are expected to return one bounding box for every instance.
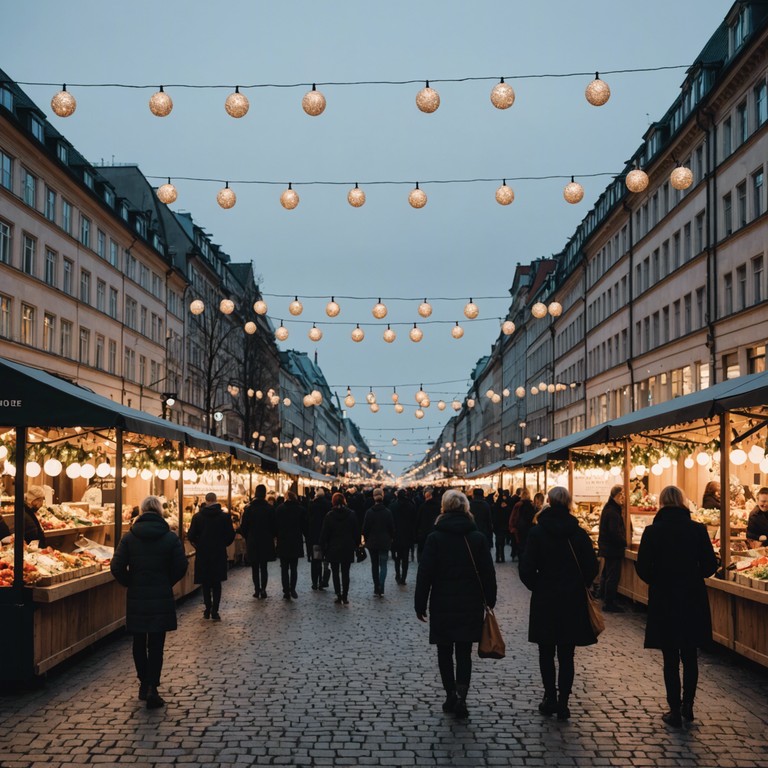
[722,168,765,236]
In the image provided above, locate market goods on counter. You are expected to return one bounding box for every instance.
[0,543,103,586]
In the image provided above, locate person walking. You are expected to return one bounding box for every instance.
[186,492,235,621]
[362,488,395,596]
[307,488,331,589]
[469,488,494,551]
[510,488,536,556]
[597,485,627,612]
[519,486,599,721]
[415,488,440,560]
[110,495,188,709]
[275,490,307,600]
[414,489,497,719]
[319,492,360,604]
[493,489,512,562]
[238,484,276,599]
[390,489,416,584]
[635,485,718,727]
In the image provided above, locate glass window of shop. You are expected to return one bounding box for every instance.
[723,353,740,380]
[747,345,765,374]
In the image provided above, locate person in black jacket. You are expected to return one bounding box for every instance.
[319,492,360,604]
[415,489,497,719]
[110,495,188,709]
[415,488,440,560]
[597,485,626,612]
[492,490,512,562]
[469,488,493,551]
[363,488,396,596]
[635,485,718,727]
[238,484,276,599]
[390,489,416,584]
[307,488,331,589]
[275,490,307,600]
[519,486,599,721]
[186,492,235,621]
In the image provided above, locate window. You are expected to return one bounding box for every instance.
[80,270,91,304]
[662,183,669,217]
[672,232,680,270]
[674,300,681,337]
[63,258,73,295]
[22,234,36,275]
[138,355,146,386]
[139,263,150,291]
[698,362,710,390]
[722,117,732,158]
[44,249,57,286]
[168,289,179,317]
[125,296,138,329]
[0,86,12,110]
[109,240,119,268]
[80,216,91,248]
[124,251,136,281]
[723,352,740,380]
[79,328,90,365]
[124,347,136,382]
[82,170,94,190]
[694,212,705,253]
[684,293,692,334]
[95,335,105,370]
[96,279,106,312]
[756,82,767,128]
[661,241,669,278]
[43,313,56,353]
[737,181,747,228]
[662,306,670,343]
[737,265,747,309]
[20,304,35,346]
[151,312,164,343]
[45,187,56,221]
[103,188,114,207]
[696,287,705,328]
[754,170,764,217]
[31,117,44,142]
[0,295,10,337]
[21,169,36,208]
[737,102,748,145]
[108,340,117,374]
[59,320,73,358]
[643,317,650,352]
[96,229,106,259]
[0,220,10,265]
[730,4,751,53]
[723,193,733,236]
[0,151,12,190]
[62,200,72,234]
[748,345,766,374]
[724,272,733,315]
[152,272,162,299]
[57,143,68,164]
[651,249,659,285]
[652,312,660,347]
[683,223,691,262]
[109,287,119,319]
[140,305,147,335]
[753,256,764,303]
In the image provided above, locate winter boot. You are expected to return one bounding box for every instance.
[538,690,558,715]
[556,691,571,720]
[681,698,695,722]
[145,686,166,710]
[442,690,457,713]
[662,707,682,727]
[454,684,469,719]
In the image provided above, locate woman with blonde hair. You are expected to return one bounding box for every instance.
[415,489,496,718]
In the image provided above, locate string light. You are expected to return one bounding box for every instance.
[253,299,268,315]
[409,323,424,342]
[308,323,323,342]
[495,181,514,205]
[280,184,299,209]
[190,299,205,315]
[156,179,177,204]
[149,86,173,116]
[418,299,433,318]
[463,300,479,319]
[416,81,440,113]
[289,296,303,316]
[585,73,611,106]
[351,324,365,342]
[626,168,649,193]
[244,321,257,334]
[302,84,326,116]
[490,78,515,109]
[451,322,464,339]
[502,319,515,335]
[275,321,289,341]
[225,86,249,118]
[50,85,76,117]
[348,183,366,207]
[563,176,584,204]
[408,184,427,209]
[383,325,396,343]
[217,182,236,209]
[670,165,693,190]
[372,300,388,319]
[219,298,235,314]
[325,298,341,317]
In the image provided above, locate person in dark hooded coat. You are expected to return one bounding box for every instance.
[238,484,276,599]
[111,495,188,709]
[519,486,598,721]
[275,490,307,600]
[415,489,496,719]
[390,489,416,584]
[319,492,360,604]
[306,488,331,589]
[186,492,235,621]
[635,485,718,727]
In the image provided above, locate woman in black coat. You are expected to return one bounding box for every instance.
[275,490,307,600]
[519,486,599,721]
[635,485,718,727]
[319,492,360,604]
[111,495,188,709]
[307,489,331,590]
[415,489,497,719]
[186,493,235,621]
[238,484,276,599]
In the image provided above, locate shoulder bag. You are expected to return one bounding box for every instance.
[567,539,605,637]
[464,537,505,659]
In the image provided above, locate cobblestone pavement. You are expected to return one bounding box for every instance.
[2,557,767,767]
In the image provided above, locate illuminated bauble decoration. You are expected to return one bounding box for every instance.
[253,300,268,315]
[416,84,440,113]
[523,437,531,447]
[670,166,694,191]
[760,457,768,473]
[156,468,170,481]
[270,395,280,406]
[415,388,427,404]
[217,185,237,209]
[451,322,464,339]
[437,400,446,411]
[500,320,516,337]
[66,462,82,479]
[409,186,427,208]
[275,324,289,341]
[651,464,664,476]
[659,455,672,469]
[421,397,431,408]
[531,386,539,395]
[563,179,584,204]
[495,182,515,206]
[713,450,721,463]
[219,299,235,315]
[383,326,396,343]
[51,86,77,117]
[244,321,257,335]
[394,403,404,413]
[684,456,695,469]
[170,469,181,481]
[190,299,205,315]
[409,324,423,342]
[464,300,479,319]
[531,302,547,319]
[372,300,388,319]
[548,302,562,317]
[730,448,747,466]
[225,88,250,118]
[139,468,153,481]
[370,403,380,413]
[351,325,365,342]
[303,394,314,407]
[308,324,323,342]
[344,392,356,408]
[79,463,96,480]
[748,445,765,464]
[157,182,177,204]
[626,169,649,193]
[451,400,461,411]
[281,186,300,210]
[325,298,340,317]
[467,398,476,408]
[585,75,611,106]
[283,398,292,407]
[302,85,326,116]
[149,87,173,117]
[610,465,622,476]
[696,452,710,466]
[392,438,398,446]
[311,390,322,405]
[43,458,63,476]
[366,391,377,404]
[289,297,303,316]
[418,300,433,318]
[547,384,555,393]
[348,185,366,207]
[415,408,425,419]
[490,80,515,109]
[515,386,526,398]
[25,461,42,478]
[492,393,502,404]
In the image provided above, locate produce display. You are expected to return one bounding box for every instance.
[0,543,104,586]
[37,504,108,531]
[692,507,748,528]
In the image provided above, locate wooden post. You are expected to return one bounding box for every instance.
[13,427,27,590]
[177,442,185,543]
[114,427,123,544]
[623,439,631,549]
[719,413,731,572]
[543,462,548,493]
[567,450,574,498]
[227,455,233,515]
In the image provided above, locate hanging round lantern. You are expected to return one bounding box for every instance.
[490,79,515,110]
[495,183,515,206]
[344,392,356,408]
[275,323,289,341]
[730,448,748,466]
[219,298,235,314]
[451,322,464,339]
[66,462,82,479]
[492,393,502,404]
[225,87,250,118]
[467,398,476,408]
[288,297,303,316]
[190,299,205,315]
[149,87,173,117]
[563,178,584,204]
[415,408,425,419]
[253,299,268,315]
[626,168,649,193]
[409,324,423,342]
[25,461,42,478]
[392,438,398,446]
[531,302,547,319]
[486,389,495,399]
[502,320,516,335]
[408,185,427,209]
[370,403,380,413]
[415,388,427,404]
[351,325,365,342]
[523,437,532,447]
[308,324,323,342]
[348,184,366,207]
[383,325,396,343]
[464,300,479,319]
[760,457,768,473]
[437,400,446,411]
[416,83,440,113]
[418,300,433,318]
[395,403,404,413]
[217,184,237,209]
[302,85,326,116]
[372,300,388,319]
[748,445,765,464]
[96,461,111,478]
[51,85,77,117]
[670,166,694,191]
[696,452,711,466]
[43,458,63,477]
[157,181,178,204]
[366,390,377,405]
[502,388,510,397]
[325,298,341,317]
[281,185,300,209]
[391,390,399,403]
[311,390,322,405]
[548,301,562,317]
[452,399,461,411]
[531,386,539,395]
[585,74,611,106]
[244,321,257,335]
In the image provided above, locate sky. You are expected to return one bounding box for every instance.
[4,0,729,476]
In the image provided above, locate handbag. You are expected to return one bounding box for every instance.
[355,546,367,563]
[464,537,505,659]
[568,540,605,637]
[312,544,323,561]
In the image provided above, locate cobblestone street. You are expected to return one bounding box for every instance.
[2,558,767,767]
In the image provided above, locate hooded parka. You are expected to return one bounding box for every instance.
[274,499,307,559]
[319,505,359,564]
[186,503,236,584]
[238,497,277,562]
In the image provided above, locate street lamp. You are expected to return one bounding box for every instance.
[161,392,177,420]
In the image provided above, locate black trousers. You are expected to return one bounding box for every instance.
[662,646,699,708]
[201,581,222,612]
[132,631,166,686]
[280,557,298,594]
[310,558,330,587]
[393,544,410,582]
[538,642,575,698]
[437,641,472,692]
[600,556,623,605]
[330,561,350,597]
[494,536,506,562]
[250,559,269,592]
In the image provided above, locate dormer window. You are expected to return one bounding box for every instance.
[729,4,751,56]
[120,202,129,222]
[103,187,115,207]
[31,117,44,142]
[83,170,94,189]
[0,86,13,111]
[57,142,68,164]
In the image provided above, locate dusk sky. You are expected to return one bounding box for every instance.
[4,1,728,475]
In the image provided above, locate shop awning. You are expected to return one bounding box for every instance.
[278,460,333,483]
[232,444,279,473]
[515,424,612,466]
[464,459,520,479]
